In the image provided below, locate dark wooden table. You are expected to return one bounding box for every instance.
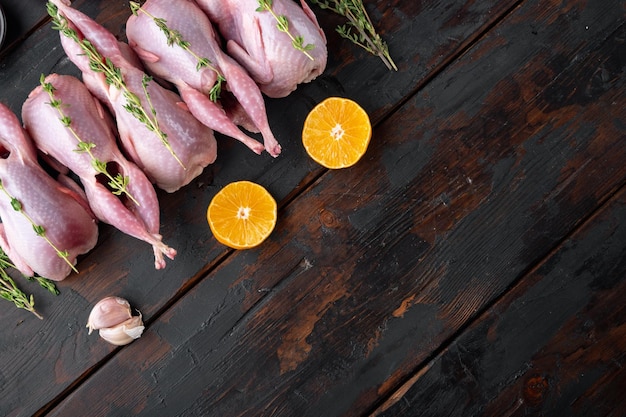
[1,0,624,416]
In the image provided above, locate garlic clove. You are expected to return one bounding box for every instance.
[86,296,133,335]
[98,315,145,346]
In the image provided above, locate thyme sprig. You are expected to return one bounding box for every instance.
[0,179,77,275]
[256,0,315,60]
[129,2,226,102]
[39,75,140,206]
[46,2,186,169]
[0,271,42,319]
[310,0,397,70]
[26,274,60,296]
[0,249,59,319]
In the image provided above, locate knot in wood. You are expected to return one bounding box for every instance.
[319,208,339,228]
[523,374,549,406]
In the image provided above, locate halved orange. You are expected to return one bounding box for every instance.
[207,181,277,249]
[302,97,372,169]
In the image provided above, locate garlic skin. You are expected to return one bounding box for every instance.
[98,315,145,346]
[87,296,144,345]
[86,296,132,334]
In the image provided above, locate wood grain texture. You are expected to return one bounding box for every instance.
[44,0,626,416]
[0,1,525,416]
[0,0,49,54]
[374,188,626,417]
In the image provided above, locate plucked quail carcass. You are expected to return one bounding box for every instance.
[195,0,327,98]
[22,74,176,270]
[0,102,98,281]
[126,0,281,156]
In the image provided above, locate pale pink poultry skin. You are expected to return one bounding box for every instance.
[0,103,98,281]
[196,0,328,98]
[49,0,217,193]
[126,0,281,157]
[22,74,176,270]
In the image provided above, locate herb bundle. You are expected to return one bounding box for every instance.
[310,0,397,70]
[0,248,59,319]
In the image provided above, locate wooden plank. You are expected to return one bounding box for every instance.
[0,0,110,115]
[0,0,48,54]
[0,1,522,416]
[45,0,626,415]
[374,186,626,416]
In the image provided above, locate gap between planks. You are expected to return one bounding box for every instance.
[366,177,626,416]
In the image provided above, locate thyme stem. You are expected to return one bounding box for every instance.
[310,0,397,70]
[256,0,316,60]
[47,2,186,169]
